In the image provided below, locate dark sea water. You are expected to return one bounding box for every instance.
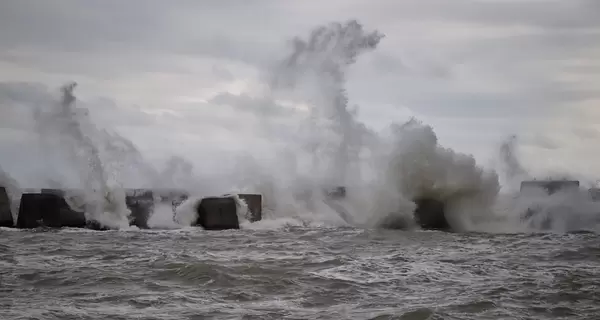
[1,227,599,320]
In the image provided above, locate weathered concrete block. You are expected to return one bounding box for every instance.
[17,192,88,229]
[0,187,14,227]
[413,197,449,230]
[237,193,262,222]
[125,189,154,229]
[520,180,580,195]
[41,188,65,196]
[40,189,88,228]
[17,194,49,228]
[324,186,346,199]
[589,188,600,201]
[195,196,240,230]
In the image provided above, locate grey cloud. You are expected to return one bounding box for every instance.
[211,65,235,82]
[0,1,286,89]
[209,93,293,117]
[449,29,600,64]
[440,0,599,30]
[2,1,597,58]
[0,1,284,59]
[0,81,158,129]
[0,81,53,106]
[571,126,600,140]
[345,0,600,30]
[0,82,53,129]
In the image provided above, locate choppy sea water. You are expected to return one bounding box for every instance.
[1,226,599,320]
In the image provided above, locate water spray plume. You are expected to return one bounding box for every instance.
[31,82,132,229]
[272,20,383,188]
[498,135,530,189]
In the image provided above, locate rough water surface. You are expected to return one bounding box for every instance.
[1,227,599,319]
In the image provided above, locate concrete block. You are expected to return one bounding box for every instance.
[520,180,580,195]
[195,196,239,230]
[40,188,66,196]
[0,187,14,227]
[413,197,449,230]
[17,192,89,229]
[589,188,600,201]
[39,189,88,228]
[322,186,352,223]
[324,186,346,199]
[237,193,262,222]
[17,193,50,228]
[125,189,154,229]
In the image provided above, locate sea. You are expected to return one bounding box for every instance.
[2,226,599,320]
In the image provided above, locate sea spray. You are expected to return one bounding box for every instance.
[219,20,386,226]
[173,195,203,227]
[271,20,383,189]
[33,83,131,229]
[485,135,600,233]
[351,119,500,231]
[0,166,22,224]
[498,135,530,192]
[157,156,199,190]
[262,20,502,230]
[485,187,600,233]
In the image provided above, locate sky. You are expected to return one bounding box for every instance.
[0,0,599,186]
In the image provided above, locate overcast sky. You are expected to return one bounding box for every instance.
[0,0,599,186]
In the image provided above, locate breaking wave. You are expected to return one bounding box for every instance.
[1,19,599,233]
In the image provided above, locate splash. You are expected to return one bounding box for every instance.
[498,135,530,191]
[249,20,500,231]
[353,120,500,231]
[157,156,198,190]
[253,20,600,233]
[216,20,386,227]
[0,166,21,224]
[33,83,131,229]
[271,20,382,188]
[488,136,600,233]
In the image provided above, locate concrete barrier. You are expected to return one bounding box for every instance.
[520,180,580,195]
[195,196,240,230]
[125,189,154,229]
[0,187,14,227]
[37,188,163,229]
[39,189,90,228]
[17,193,88,228]
[237,194,262,222]
[41,188,67,195]
[17,193,52,228]
[324,186,346,199]
[413,197,449,230]
[17,189,110,229]
[6,187,256,230]
[322,186,353,224]
[589,188,600,201]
